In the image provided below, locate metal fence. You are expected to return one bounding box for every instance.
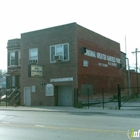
[74,86,119,109]
[74,84,140,109]
[120,86,140,108]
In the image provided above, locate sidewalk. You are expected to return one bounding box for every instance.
[0,106,140,116]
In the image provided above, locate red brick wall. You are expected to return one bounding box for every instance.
[76,25,122,90]
[20,23,77,106]
[119,69,140,88]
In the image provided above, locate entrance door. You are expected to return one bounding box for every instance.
[58,86,72,106]
[24,87,31,106]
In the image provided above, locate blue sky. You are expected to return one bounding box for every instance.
[0,0,140,70]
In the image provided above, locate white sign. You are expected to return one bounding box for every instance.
[85,49,96,58]
[31,65,43,77]
[50,77,73,82]
[98,63,108,67]
[108,62,117,67]
[83,60,89,67]
[97,52,106,60]
[46,84,54,96]
[31,86,35,92]
[84,50,121,64]
[84,49,121,68]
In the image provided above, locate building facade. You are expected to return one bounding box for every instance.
[6,39,21,90]
[7,23,128,106]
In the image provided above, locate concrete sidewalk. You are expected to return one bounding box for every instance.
[0,106,140,116]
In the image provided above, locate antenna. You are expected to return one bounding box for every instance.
[125,35,127,55]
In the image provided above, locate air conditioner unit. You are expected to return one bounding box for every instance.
[54,55,62,61]
[29,60,38,64]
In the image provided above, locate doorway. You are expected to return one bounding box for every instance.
[58,86,73,106]
[24,87,31,106]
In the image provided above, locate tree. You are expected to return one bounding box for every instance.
[0,69,7,78]
[0,69,2,78]
[2,70,6,77]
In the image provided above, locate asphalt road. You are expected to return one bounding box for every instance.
[0,110,139,140]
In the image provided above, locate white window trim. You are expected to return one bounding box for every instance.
[50,43,69,63]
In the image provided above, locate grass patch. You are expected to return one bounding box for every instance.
[0,101,8,106]
[75,102,84,108]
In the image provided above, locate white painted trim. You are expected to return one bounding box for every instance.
[24,87,31,105]
[50,77,73,82]
[50,43,69,63]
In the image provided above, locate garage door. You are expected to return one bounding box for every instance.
[58,86,72,106]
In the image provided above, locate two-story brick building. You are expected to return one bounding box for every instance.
[7,22,127,106]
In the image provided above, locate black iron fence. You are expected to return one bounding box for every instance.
[74,86,118,109]
[120,86,140,108]
[74,84,140,109]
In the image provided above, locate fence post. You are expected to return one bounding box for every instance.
[74,88,76,107]
[74,88,78,108]
[102,88,104,109]
[87,88,89,109]
[14,96,16,107]
[6,90,7,107]
[117,84,121,110]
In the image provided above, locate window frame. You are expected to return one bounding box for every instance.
[10,52,16,66]
[50,43,69,63]
[29,48,38,61]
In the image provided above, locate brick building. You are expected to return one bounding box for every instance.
[6,39,21,90]
[7,22,133,106]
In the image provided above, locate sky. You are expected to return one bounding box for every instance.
[0,0,140,71]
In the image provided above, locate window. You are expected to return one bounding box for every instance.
[50,43,69,62]
[18,51,21,65]
[29,48,38,60]
[6,75,20,89]
[11,76,15,87]
[10,52,15,65]
[83,60,89,67]
[8,51,19,66]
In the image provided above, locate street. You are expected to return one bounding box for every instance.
[0,110,139,140]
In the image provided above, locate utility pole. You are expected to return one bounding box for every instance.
[132,48,140,93]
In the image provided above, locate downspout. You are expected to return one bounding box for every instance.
[126,57,131,96]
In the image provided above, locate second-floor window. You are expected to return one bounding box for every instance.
[29,48,38,60]
[10,52,15,65]
[50,43,69,62]
[8,51,19,66]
